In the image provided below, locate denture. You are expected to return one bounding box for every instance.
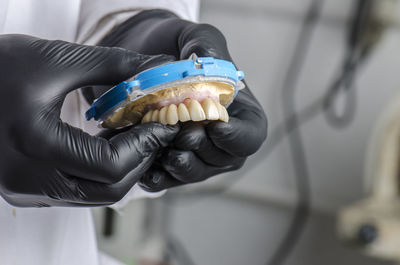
[102,81,233,128]
[85,54,244,129]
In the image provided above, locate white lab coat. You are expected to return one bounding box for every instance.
[0,1,199,264]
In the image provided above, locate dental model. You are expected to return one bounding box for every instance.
[85,54,244,129]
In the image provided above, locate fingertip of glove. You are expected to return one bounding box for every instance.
[205,118,261,157]
[134,123,180,146]
[158,123,181,136]
[174,123,206,150]
[206,119,236,139]
[161,149,207,183]
[139,171,165,192]
[162,149,190,172]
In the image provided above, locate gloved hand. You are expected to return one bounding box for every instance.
[0,34,178,207]
[84,9,268,191]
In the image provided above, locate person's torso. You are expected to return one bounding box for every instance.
[0,2,100,264]
[0,1,199,264]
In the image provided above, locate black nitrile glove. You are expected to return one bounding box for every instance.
[0,34,179,207]
[84,10,268,192]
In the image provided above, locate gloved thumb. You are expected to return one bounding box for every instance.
[69,45,174,92]
[29,38,174,94]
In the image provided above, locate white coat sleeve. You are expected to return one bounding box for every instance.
[75,0,200,45]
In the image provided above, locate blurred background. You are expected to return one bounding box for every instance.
[92,0,400,264]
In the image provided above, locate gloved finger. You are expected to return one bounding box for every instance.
[160,149,245,184]
[68,154,157,204]
[177,25,268,157]
[206,114,266,157]
[139,149,246,192]
[72,49,174,93]
[174,122,242,167]
[178,23,231,60]
[81,54,176,104]
[96,125,133,140]
[139,164,183,192]
[105,123,180,181]
[42,154,155,205]
[26,37,172,95]
[2,152,154,207]
[27,121,179,185]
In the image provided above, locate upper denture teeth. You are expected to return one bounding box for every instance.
[159,106,168,125]
[151,109,160,122]
[178,103,190,122]
[141,100,229,125]
[202,98,219,120]
[166,104,179,125]
[141,110,153,123]
[188,99,206,121]
[216,102,229,122]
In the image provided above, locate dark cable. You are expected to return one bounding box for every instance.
[323,0,379,129]
[267,1,322,265]
[322,55,358,128]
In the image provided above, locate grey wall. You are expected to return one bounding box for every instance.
[199,0,400,213]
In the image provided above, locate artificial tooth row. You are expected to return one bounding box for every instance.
[141,99,229,125]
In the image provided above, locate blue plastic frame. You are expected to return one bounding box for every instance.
[85,56,244,121]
